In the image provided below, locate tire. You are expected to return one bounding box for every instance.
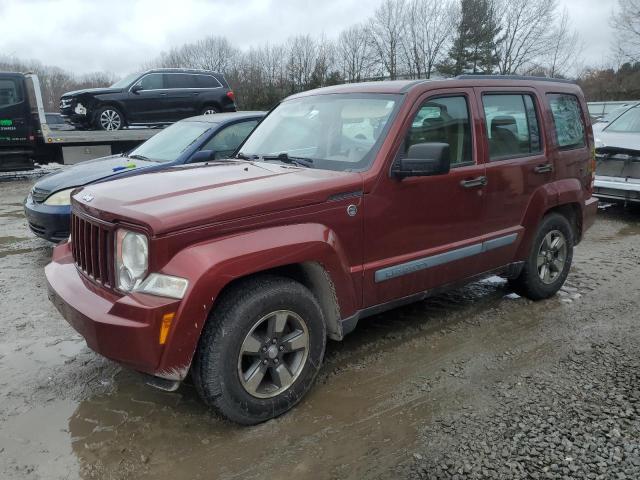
[509,213,574,300]
[192,275,326,425]
[94,106,124,131]
[201,105,220,115]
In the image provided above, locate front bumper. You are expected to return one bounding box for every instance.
[24,195,71,242]
[45,243,183,378]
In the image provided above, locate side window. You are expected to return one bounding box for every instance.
[482,94,541,160]
[0,78,23,108]
[194,75,222,88]
[137,73,164,90]
[547,94,586,149]
[165,74,197,89]
[603,106,640,133]
[201,120,258,157]
[405,96,473,167]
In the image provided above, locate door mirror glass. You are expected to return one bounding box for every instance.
[392,142,451,179]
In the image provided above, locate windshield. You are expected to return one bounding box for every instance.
[606,106,640,133]
[239,93,401,171]
[128,121,212,162]
[110,72,141,89]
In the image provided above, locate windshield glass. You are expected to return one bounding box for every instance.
[128,121,212,162]
[607,106,640,133]
[110,72,141,89]
[239,93,401,171]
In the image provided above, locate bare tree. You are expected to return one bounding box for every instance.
[612,0,640,61]
[535,8,582,77]
[369,0,407,79]
[496,0,557,74]
[402,0,456,78]
[337,24,375,82]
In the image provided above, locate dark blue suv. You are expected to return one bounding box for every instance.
[24,111,264,242]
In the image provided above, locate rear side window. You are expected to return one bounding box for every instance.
[606,106,640,133]
[0,78,24,108]
[482,94,541,160]
[547,94,586,149]
[166,74,198,89]
[194,74,222,88]
[405,96,473,167]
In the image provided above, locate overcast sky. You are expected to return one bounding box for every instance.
[0,0,618,77]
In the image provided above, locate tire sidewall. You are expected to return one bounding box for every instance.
[201,280,326,424]
[95,106,124,130]
[201,105,220,115]
[525,214,574,298]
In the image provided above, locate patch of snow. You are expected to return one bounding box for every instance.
[504,292,521,299]
[480,275,507,286]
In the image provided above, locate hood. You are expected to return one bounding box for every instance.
[61,87,123,97]
[594,130,640,151]
[33,155,157,194]
[72,161,363,235]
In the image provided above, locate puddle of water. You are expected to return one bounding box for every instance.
[0,247,47,259]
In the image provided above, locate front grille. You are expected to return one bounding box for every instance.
[71,213,115,287]
[31,187,50,203]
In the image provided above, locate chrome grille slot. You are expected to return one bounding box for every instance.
[71,213,114,287]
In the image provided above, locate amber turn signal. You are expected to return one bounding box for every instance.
[159,312,175,345]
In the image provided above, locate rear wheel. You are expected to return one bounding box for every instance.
[201,105,220,115]
[95,106,124,131]
[510,213,574,300]
[192,275,326,425]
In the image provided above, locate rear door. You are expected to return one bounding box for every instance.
[164,73,200,120]
[363,89,488,306]
[473,87,551,273]
[0,74,31,148]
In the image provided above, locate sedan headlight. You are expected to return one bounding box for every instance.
[115,229,148,292]
[44,188,75,206]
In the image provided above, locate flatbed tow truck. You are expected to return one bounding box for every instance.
[0,72,159,172]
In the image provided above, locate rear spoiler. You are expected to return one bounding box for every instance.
[596,146,640,158]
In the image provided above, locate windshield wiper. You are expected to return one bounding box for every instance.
[128,154,153,162]
[260,153,314,167]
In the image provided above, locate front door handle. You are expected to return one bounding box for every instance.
[460,176,488,188]
[534,163,553,174]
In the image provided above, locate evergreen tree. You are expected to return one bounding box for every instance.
[440,0,501,76]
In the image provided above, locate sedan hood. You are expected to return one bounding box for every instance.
[594,130,640,151]
[72,162,363,235]
[61,87,123,97]
[34,155,157,194]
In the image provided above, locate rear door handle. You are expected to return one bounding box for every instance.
[460,176,488,188]
[534,163,553,173]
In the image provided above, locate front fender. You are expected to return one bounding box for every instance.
[154,223,358,379]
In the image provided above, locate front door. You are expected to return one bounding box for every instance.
[363,90,488,307]
[126,73,172,123]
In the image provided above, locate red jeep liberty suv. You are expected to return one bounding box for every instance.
[46,76,598,424]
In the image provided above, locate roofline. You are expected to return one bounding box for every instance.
[456,74,576,85]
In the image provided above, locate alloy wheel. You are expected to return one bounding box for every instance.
[537,229,567,285]
[202,109,217,115]
[237,310,309,399]
[99,109,122,130]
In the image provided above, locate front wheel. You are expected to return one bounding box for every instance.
[510,213,574,300]
[192,275,326,425]
[94,106,124,131]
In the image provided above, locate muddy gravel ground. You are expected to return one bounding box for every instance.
[1,178,639,480]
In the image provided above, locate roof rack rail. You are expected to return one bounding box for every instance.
[456,74,576,84]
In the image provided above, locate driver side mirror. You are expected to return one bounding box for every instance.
[391,142,450,179]
[131,84,143,93]
[189,150,217,163]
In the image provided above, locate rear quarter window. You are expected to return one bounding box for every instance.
[547,94,586,150]
[194,75,222,88]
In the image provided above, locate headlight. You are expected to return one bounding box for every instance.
[115,229,148,292]
[136,273,189,299]
[44,188,75,206]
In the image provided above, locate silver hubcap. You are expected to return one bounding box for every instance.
[100,109,121,130]
[237,310,309,399]
[203,109,216,115]
[537,230,567,284]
